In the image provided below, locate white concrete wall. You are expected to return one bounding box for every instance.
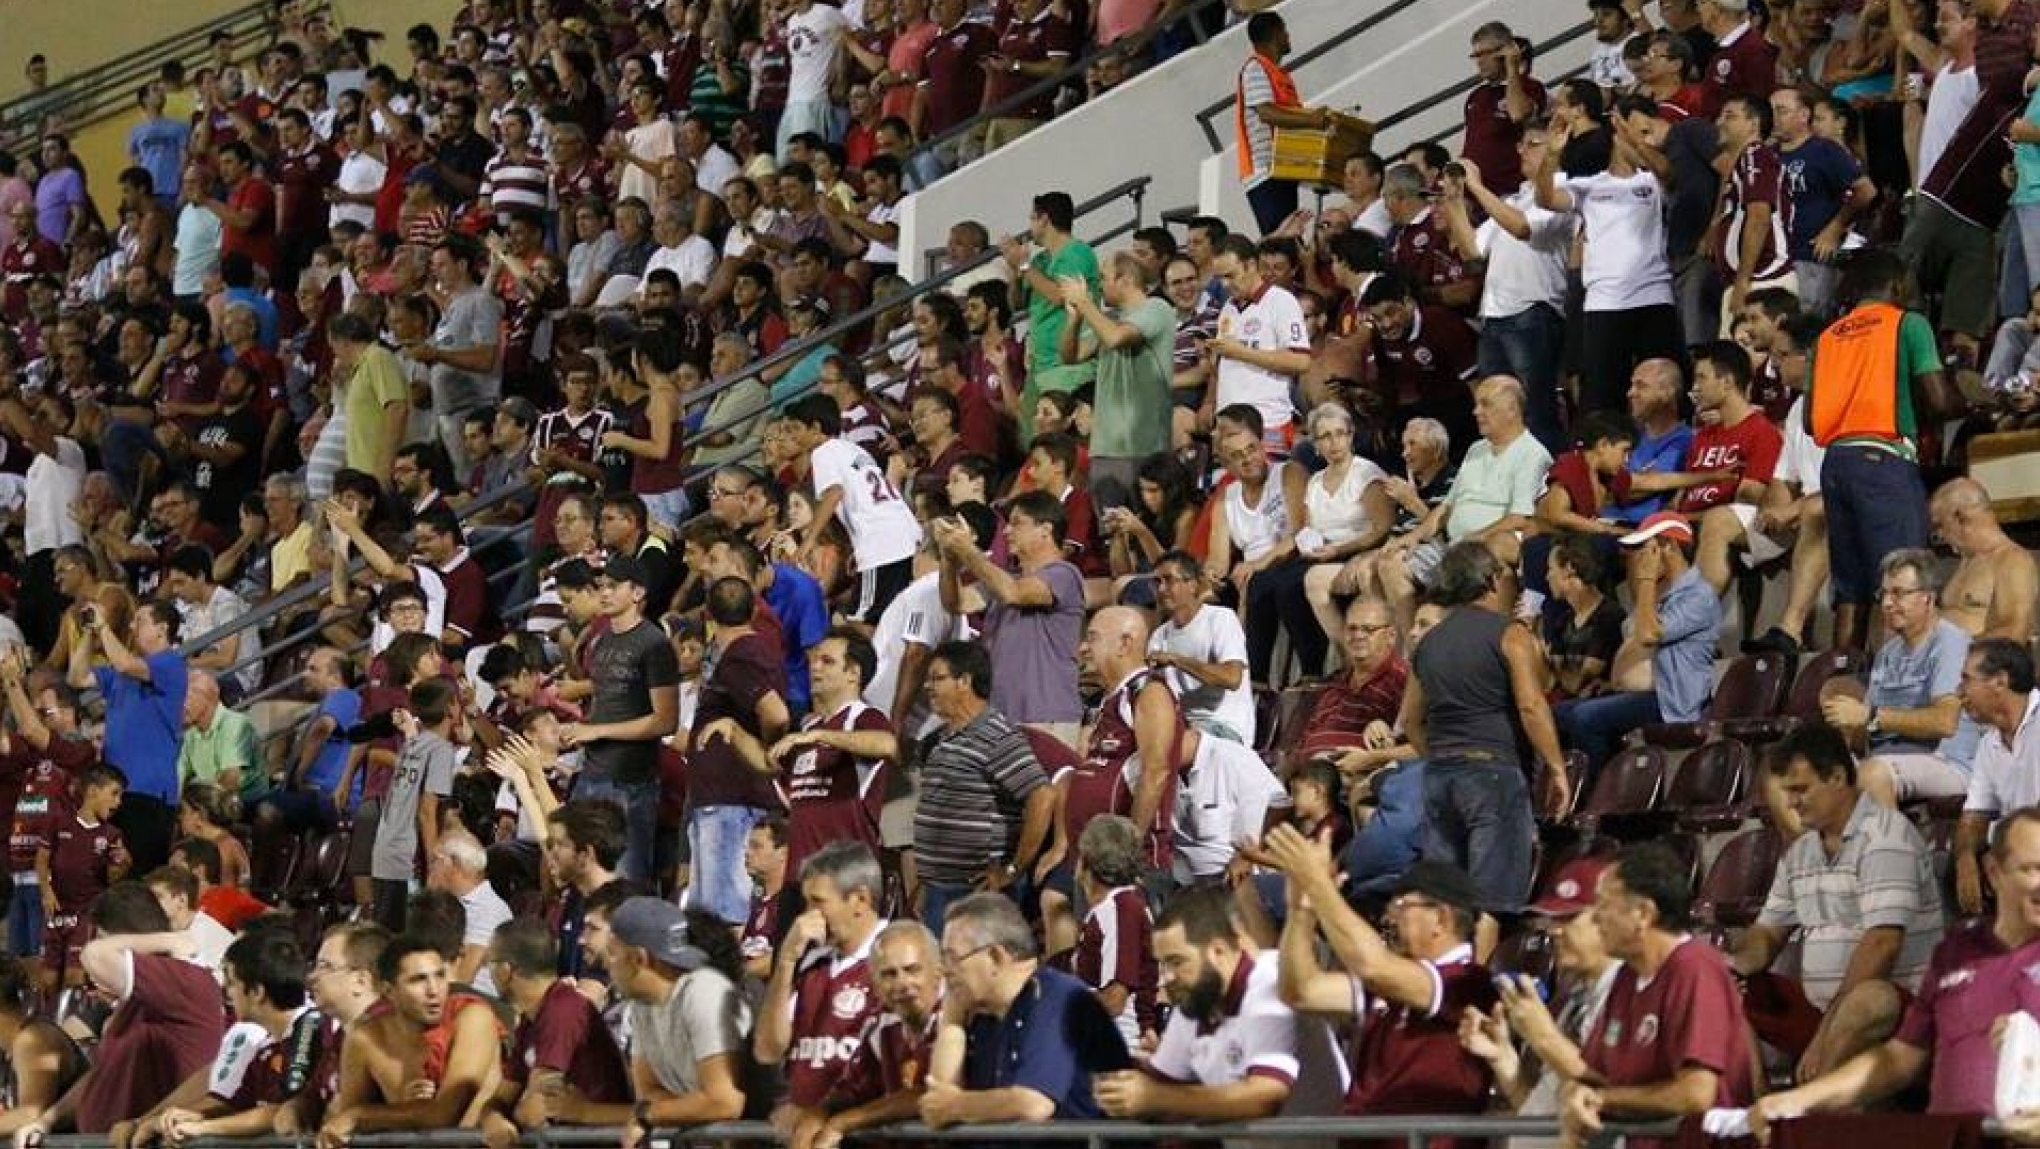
[1197,7,1599,222]
[896,0,1591,275]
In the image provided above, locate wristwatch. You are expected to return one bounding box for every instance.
[1865,707,1882,737]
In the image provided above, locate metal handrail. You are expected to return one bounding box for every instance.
[907,0,1231,178]
[0,0,307,141]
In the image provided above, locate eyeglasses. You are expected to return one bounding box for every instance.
[1348,623,1395,636]
[1386,894,1440,914]
[707,487,746,501]
[940,943,995,969]
[1878,586,1930,602]
[311,960,357,976]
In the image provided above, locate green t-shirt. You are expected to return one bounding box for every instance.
[1090,296,1178,460]
[1024,239,1101,375]
[343,344,411,474]
[1806,308,1937,460]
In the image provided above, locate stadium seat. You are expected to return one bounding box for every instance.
[1637,653,1794,749]
[1253,686,1282,752]
[1535,751,1590,827]
[1720,648,1870,743]
[1571,745,1668,836]
[1695,827,1785,926]
[1661,740,1754,831]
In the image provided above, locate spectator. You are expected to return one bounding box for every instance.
[175,672,258,808]
[1268,839,1499,1121]
[0,953,84,1136]
[165,546,261,701]
[755,842,888,1121]
[1539,534,1629,701]
[1063,607,1182,877]
[804,921,945,1149]
[1931,478,2039,640]
[142,929,322,1142]
[786,394,925,623]
[1068,815,1158,1048]
[327,312,409,483]
[1172,724,1290,888]
[1819,548,1975,809]
[1205,433,1297,684]
[1462,22,1544,195]
[934,490,1083,745]
[369,679,461,932]
[1059,251,1175,503]
[609,898,751,1145]
[1714,94,1794,316]
[1559,843,1755,1144]
[1807,249,1942,651]
[68,599,185,874]
[1147,550,1256,746]
[1734,723,1943,1080]
[1954,639,2040,913]
[483,917,632,1138]
[685,576,792,924]
[1280,403,1395,675]
[1207,234,1309,450]
[38,763,129,991]
[413,236,503,477]
[424,830,513,995]
[1771,87,1875,316]
[921,892,1132,1126]
[910,641,1055,935]
[1557,513,1721,766]
[35,135,89,249]
[1739,312,1831,657]
[1680,340,1783,595]
[1403,542,1567,911]
[0,654,92,961]
[766,631,894,873]
[914,0,996,167]
[1698,0,1776,105]
[320,934,503,1145]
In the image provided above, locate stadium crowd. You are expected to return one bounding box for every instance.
[3,0,2040,1145]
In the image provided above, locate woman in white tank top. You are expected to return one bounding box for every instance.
[1292,403,1396,672]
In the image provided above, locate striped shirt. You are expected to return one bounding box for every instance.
[1295,656,1409,764]
[1757,793,1944,1008]
[911,706,1049,886]
[1237,56,1280,186]
[481,151,552,219]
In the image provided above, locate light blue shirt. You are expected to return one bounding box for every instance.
[1868,617,1976,768]
[1653,566,1723,724]
[128,116,191,202]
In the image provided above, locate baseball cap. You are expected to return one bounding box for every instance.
[1618,511,1694,547]
[609,897,709,971]
[602,554,650,587]
[1530,857,1613,916]
[1391,860,1482,913]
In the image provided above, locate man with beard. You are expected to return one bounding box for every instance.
[1093,886,1341,1120]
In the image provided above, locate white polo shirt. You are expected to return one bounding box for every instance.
[1216,282,1309,433]
[1171,732,1290,881]
[1146,955,1348,1114]
[1559,169,1674,312]
[1965,690,2040,817]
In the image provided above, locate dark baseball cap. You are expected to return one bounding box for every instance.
[602,554,649,588]
[1391,860,1482,912]
[609,898,708,971]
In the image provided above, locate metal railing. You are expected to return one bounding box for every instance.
[37,1116,1692,1149]
[0,0,310,142]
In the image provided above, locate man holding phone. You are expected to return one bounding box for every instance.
[1058,252,1177,510]
[66,600,188,874]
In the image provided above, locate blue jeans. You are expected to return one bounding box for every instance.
[2001,202,2040,321]
[1479,303,1566,453]
[919,880,977,938]
[1819,444,1928,607]
[1344,759,1428,897]
[642,488,690,533]
[685,805,769,925]
[1554,691,1665,770]
[1420,756,1535,913]
[8,877,41,957]
[574,776,660,884]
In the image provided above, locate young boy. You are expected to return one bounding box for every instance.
[38,764,129,991]
[1069,814,1158,1052]
[369,678,461,933]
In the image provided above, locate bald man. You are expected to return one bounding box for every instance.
[1932,479,2038,641]
[178,669,260,805]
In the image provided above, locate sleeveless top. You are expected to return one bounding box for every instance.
[630,384,688,495]
[1306,457,1388,547]
[420,993,504,1086]
[1075,669,1184,869]
[1222,476,1287,563]
[1412,606,1525,763]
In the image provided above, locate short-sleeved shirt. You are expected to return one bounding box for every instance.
[1758,794,1944,1007]
[1542,449,1634,520]
[1147,954,1343,1118]
[75,954,228,1133]
[809,438,922,571]
[49,814,122,910]
[919,20,997,135]
[1215,283,1309,432]
[1074,885,1156,1046]
[342,344,411,475]
[215,1007,325,1109]
[1675,410,1782,512]
[1868,619,1973,761]
[1091,296,1177,460]
[511,979,631,1101]
[962,966,1133,1117]
[912,707,1051,886]
[458,881,514,995]
[984,9,1076,120]
[1443,432,1553,541]
[1614,422,1696,525]
[1370,305,1480,418]
[1343,946,1497,1118]
[629,967,752,1096]
[1583,937,1754,1131]
[1462,79,1544,191]
[1895,922,2040,1113]
[429,286,504,416]
[784,931,883,1106]
[1390,210,1475,303]
[828,1006,938,1109]
[372,730,458,881]
[1295,657,1409,764]
[1651,567,1725,724]
[865,570,967,732]
[583,619,682,787]
[1150,605,1256,743]
[1704,22,1778,104]
[1023,238,1103,377]
[782,701,892,877]
[1561,170,1675,311]
[1542,597,1626,699]
[1779,136,1863,260]
[221,177,277,273]
[686,632,786,810]
[1966,690,2040,815]
[984,559,1085,725]
[3,736,90,872]
[1717,142,1791,282]
[1173,733,1290,881]
[96,653,188,804]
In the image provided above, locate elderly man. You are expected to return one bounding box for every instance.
[1733,724,1944,1081]
[1753,808,2040,1129]
[423,831,513,995]
[804,921,947,1149]
[1556,512,1722,768]
[911,641,1056,935]
[1147,550,1255,746]
[1379,376,1552,633]
[176,671,259,807]
[1952,640,2040,914]
[1931,478,2038,641]
[921,892,1131,1127]
[1820,548,1975,809]
[642,201,717,296]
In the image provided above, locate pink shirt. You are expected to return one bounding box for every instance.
[883,20,941,121]
[1094,0,1163,46]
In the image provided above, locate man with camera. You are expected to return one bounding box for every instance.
[66,599,189,873]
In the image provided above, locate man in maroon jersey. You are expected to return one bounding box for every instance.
[1462,22,1545,194]
[741,818,791,982]
[774,632,895,876]
[272,107,337,289]
[0,654,93,961]
[276,921,390,1137]
[482,917,631,1140]
[754,842,889,1132]
[39,764,130,992]
[805,920,947,1149]
[1561,842,1754,1148]
[1268,830,1498,1125]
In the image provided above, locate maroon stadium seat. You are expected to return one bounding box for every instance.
[1572,745,1668,836]
[1695,827,1785,926]
[1721,649,1870,743]
[1662,740,1754,831]
[1640,653,1794,748]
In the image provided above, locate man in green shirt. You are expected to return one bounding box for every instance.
[1002,191,1101,433]
[1059,251,1177,505]
[331,312,411,484]
[177,669,262,806]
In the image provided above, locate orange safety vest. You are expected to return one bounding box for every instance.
[1236,52,1302,180]
[1809,300,1909,447]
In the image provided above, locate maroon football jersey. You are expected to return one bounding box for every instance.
[826,1006,940,1109]
[1068,670,1181,868]
[5,736,89,871]
[48,814,123,911]
[785,941,883,1107]
[1073,884,1158,1041]
[781,701,893,879]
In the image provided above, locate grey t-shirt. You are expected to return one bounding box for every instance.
[1868,618,1973,764]
[628,967,752,1095]
[984,559,1084,725]
[373,730,458,881]
[429,285,504,417]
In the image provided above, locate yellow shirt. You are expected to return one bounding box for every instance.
[270,520,315,593]
[343,344,411,475]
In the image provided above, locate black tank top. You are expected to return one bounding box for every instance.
[1412,606,1525,763]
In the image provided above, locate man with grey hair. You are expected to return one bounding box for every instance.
[1819,548,1977,808]
[755,841,888,1125]
[1071,814,1156,1048]
[1379,376,1551,633]
[424,829,513,994]
[1698,0,1777,106]
[803,920,946,1149]
[921,892,1132,1127]
[1382,164,1479,312]
[643,201,717,295]
[1463,21,1544,194]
